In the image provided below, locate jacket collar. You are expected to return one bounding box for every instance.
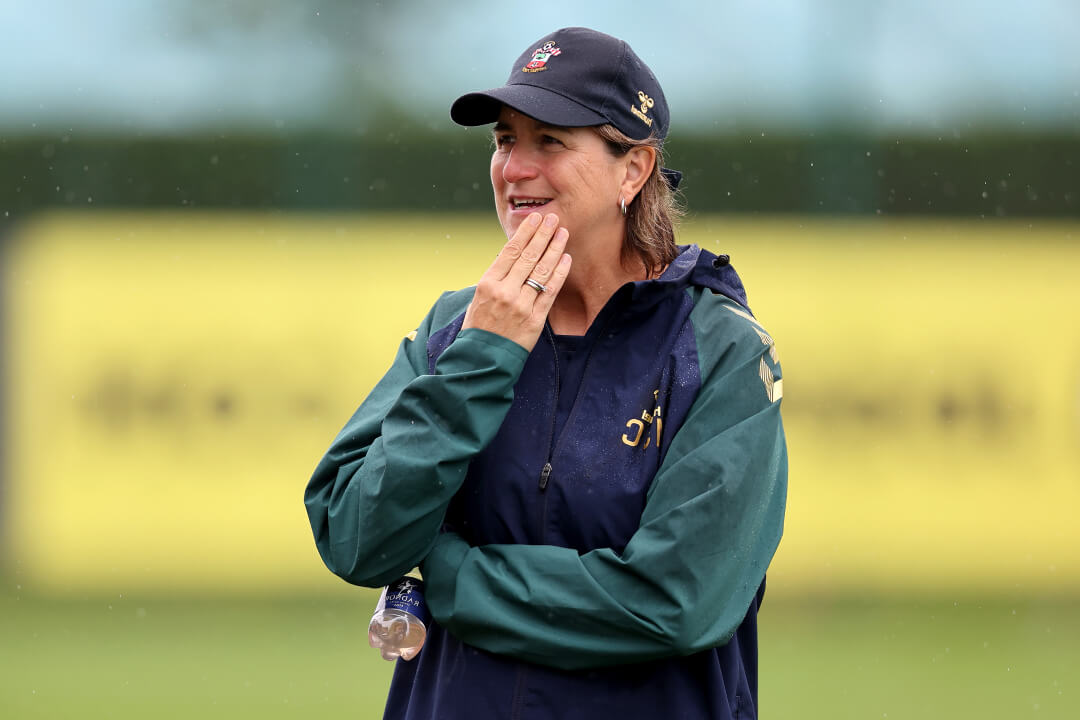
[625,244,750,312]
[544,245,753,343]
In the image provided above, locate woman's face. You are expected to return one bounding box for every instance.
[490,107,625,244]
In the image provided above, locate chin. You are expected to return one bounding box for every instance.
[497,210,524,238]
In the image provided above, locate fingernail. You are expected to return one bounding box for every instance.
[543,214,559,227]
[527,212,542,226]
[555,228,569,241]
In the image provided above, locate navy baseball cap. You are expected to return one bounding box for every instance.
[451,27,681,187]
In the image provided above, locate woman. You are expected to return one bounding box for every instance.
[305,27,787,720]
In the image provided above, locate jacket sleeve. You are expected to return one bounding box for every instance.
[304,294,530,588]
[420,299,787,670]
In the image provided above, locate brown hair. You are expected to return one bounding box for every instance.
[595,124,683,277]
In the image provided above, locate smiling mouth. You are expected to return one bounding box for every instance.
[511,197,552,210]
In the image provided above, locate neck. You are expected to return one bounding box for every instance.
[547,241,648,336]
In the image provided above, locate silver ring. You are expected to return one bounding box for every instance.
[524,277,547,293]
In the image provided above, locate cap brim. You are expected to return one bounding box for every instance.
[451,84,608,129]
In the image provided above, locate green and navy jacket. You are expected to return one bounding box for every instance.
[305,245,787,720]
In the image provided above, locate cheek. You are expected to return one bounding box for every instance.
[564,162,615,216]
[490,159,512,234]
[491,158,510,195]
[489,159,503,196]
[572,153,615,189]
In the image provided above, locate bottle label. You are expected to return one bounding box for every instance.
[384,577,430,625]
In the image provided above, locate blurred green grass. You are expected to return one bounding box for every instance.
[759,595,1077,718]
[2,587,1076,719]
[0,587,394,718]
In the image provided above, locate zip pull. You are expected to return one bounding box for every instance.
[538,462,552,491]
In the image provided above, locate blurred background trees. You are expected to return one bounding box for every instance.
[1,0,1077,220]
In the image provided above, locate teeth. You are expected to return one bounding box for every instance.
[513,199,549,208]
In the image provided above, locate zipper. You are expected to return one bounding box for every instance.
[535,312,616,541]
[534,326,560,544]
[537,324,560,492]
[538,462,552,490]
[536,314,615,490]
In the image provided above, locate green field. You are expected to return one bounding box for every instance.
[2,588,1076,719]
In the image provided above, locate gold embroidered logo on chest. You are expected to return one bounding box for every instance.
[621,389,663,449]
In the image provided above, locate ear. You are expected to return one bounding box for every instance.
[620,146,656,203]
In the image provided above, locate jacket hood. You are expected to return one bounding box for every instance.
[626,244,750,313]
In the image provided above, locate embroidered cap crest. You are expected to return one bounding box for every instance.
[522,41,561,73]
[631,90,655,127]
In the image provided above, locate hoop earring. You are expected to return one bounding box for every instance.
[620,197,627,216]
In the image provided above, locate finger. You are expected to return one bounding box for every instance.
[530,253,572,315]
[504,212,560,286]
[486,212,542,279]
[521,226,569,291]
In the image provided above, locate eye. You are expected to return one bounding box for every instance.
[493,133,515,150]
[541,134,564,147]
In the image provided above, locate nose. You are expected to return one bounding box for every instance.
[500,144,539,184]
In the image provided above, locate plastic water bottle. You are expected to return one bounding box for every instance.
[367,575,429,661]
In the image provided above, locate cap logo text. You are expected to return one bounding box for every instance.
[522,41,561,73]
[631,91,655,127]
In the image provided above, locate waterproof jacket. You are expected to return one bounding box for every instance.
[305,245,787,720]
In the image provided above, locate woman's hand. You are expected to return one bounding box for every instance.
[462,212,572,352]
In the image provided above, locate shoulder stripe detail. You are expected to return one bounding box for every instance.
[759,358,783,402]
[721,303,765,332]
[406,330,418,342]
[722,303,779,363]
[753,326,779,363]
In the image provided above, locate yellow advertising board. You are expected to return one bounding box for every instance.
[3,212,1078,595]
